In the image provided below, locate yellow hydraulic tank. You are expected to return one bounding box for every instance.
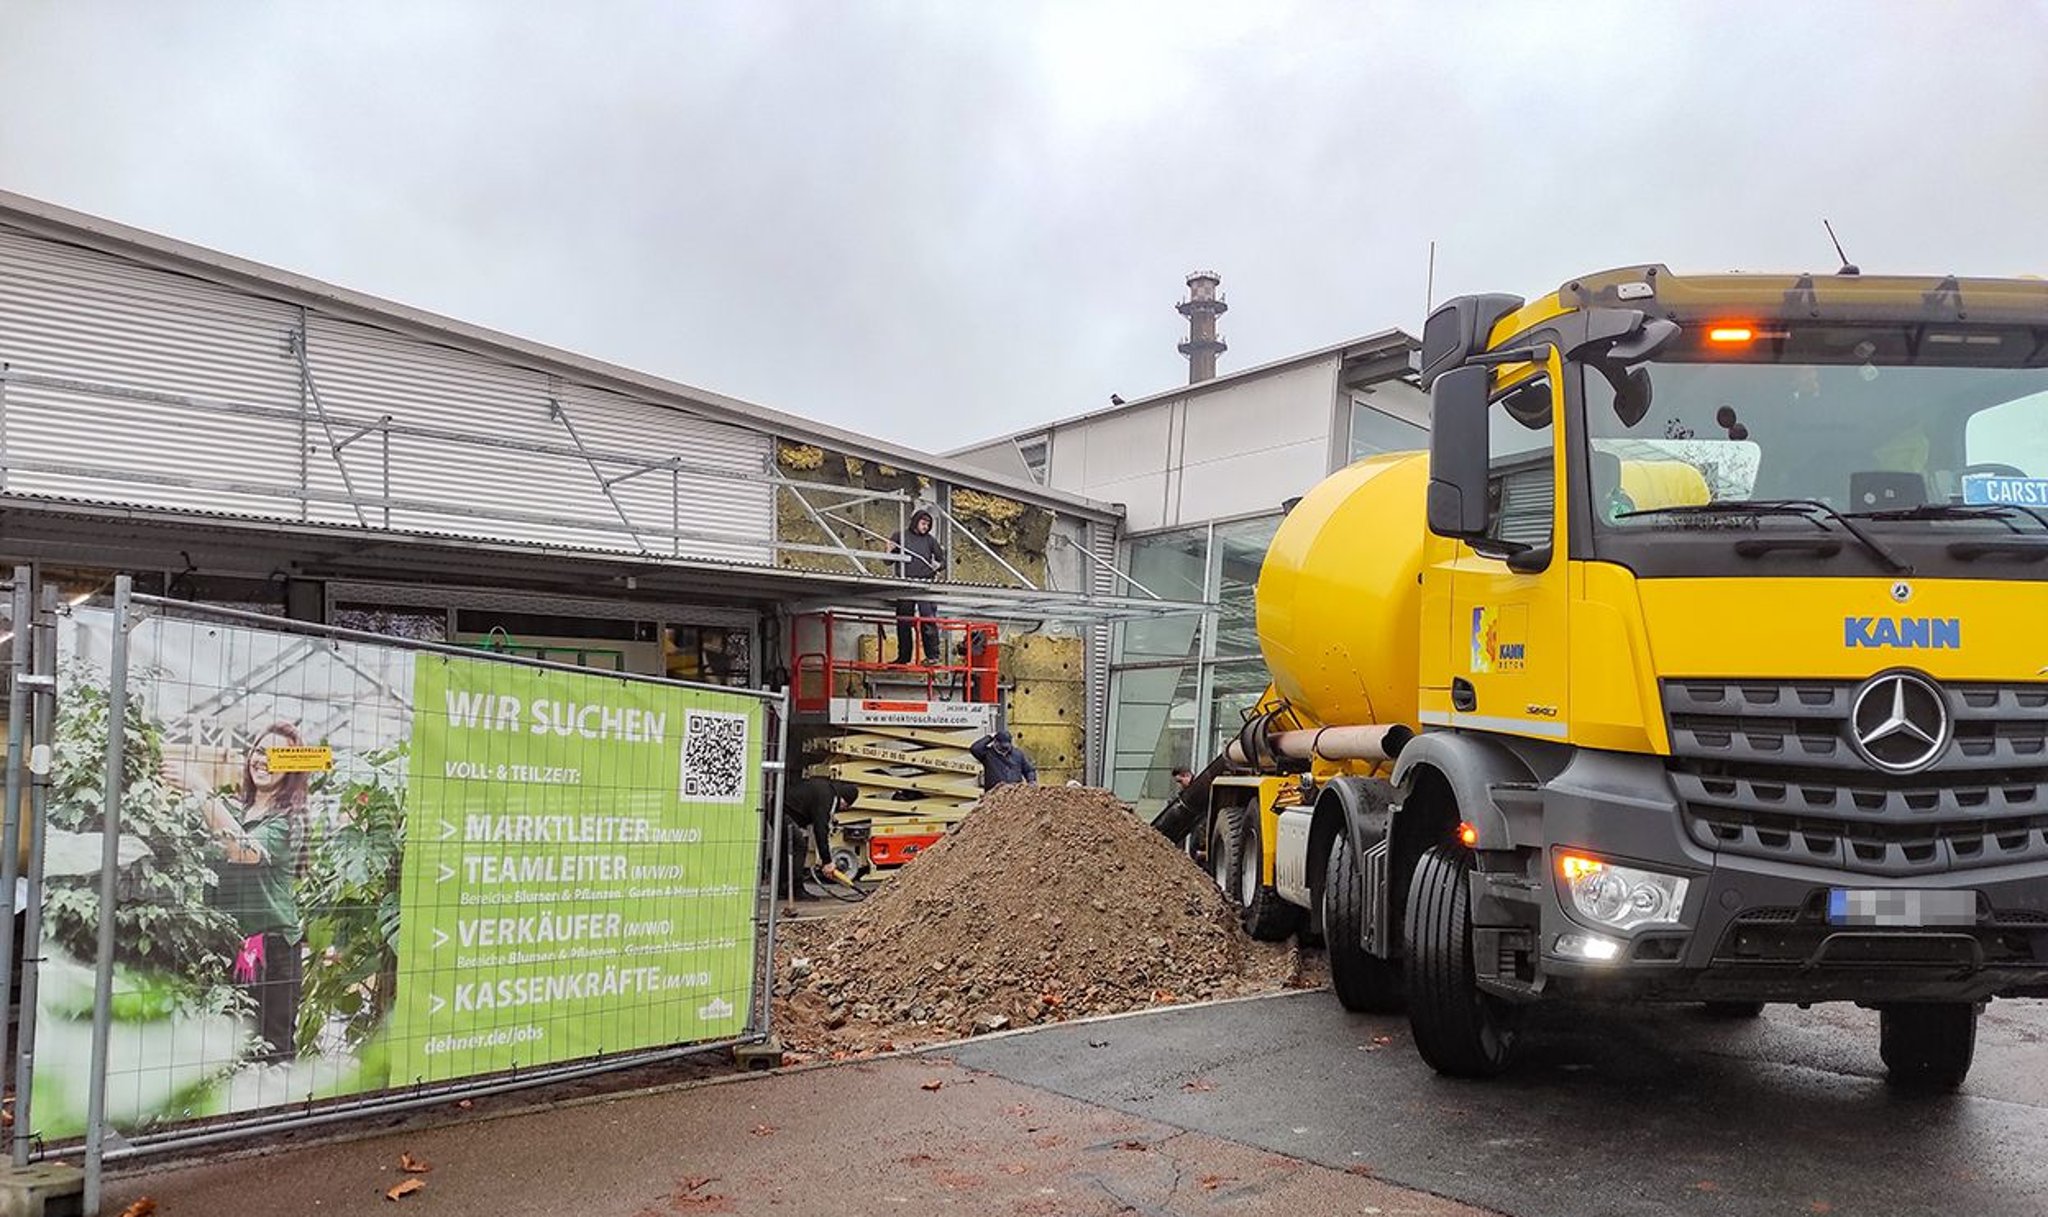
[1254,452,1427,732]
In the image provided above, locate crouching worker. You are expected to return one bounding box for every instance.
[778,776,859,901]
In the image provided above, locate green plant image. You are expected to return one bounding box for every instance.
[43,660,243,1000]
[34,659,259,1139]
[35,627,417,1142]
[298,741,408,1051]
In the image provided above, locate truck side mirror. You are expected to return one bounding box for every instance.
[1427,364,1492,540]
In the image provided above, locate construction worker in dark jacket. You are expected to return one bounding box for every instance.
[970,730,1038,789]
[779,776,857,900]
[889,508,945,664]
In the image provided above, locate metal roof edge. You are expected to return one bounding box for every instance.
[0,190,1123,524]
[943,327,1419,456]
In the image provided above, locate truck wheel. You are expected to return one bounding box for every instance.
[1209,806,1245,900]
[1879,1003,1979,1092]
[1702,1001,1765,1020]
[1238,803,1305,942]
[1324,830,1402,1013]
[1404,844,1519,1077]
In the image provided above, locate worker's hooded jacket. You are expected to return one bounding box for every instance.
[892,510,944,581]
[970,732,1037,788]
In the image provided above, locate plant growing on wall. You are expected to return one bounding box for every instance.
[297,741,408,1049]
[43,661,243,997]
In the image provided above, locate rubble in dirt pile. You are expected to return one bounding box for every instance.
[774,784,1313,1055]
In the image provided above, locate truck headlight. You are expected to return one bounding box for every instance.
[1557,852,1689,932]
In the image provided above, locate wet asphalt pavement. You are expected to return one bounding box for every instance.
[108,988,2048,1216]
[941,990,2048,1217]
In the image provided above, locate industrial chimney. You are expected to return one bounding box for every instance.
[1177,271,1227,383]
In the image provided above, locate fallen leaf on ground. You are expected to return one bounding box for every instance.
[749,1124,778,1137]
[1809,1204,1834,1214]
[920,1079,945,1091]
[678,1177,715,1195]
[455,1099,474,1110]
[1346,1164,1377,1177]
[386,1178,426,1201]
[1182,1078,1217,1092]
[399,1153,431,1173]
[1200,1175,1236,1191]
[1693,1180,1720,1193]
[117,1200,158,1217]
[1117,1140,1148,1152]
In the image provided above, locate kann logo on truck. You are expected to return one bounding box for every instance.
[1844,616,1961,649]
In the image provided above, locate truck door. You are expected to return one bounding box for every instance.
[1439,361,1571,743]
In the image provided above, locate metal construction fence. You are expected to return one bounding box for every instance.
[0,571,791,1213]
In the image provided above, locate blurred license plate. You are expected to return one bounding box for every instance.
[1826,889,1978,927]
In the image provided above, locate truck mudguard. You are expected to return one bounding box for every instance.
[1313,775,1393,874]
[1389,731,1546,850]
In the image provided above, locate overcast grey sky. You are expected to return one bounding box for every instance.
[4,2,2046,452]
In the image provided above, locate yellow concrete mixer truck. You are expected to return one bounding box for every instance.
[1154,264,2048,1090]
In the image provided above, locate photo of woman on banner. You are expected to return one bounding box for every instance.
[162,720,311,1064]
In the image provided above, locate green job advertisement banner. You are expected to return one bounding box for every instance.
[36,611,765,1141]
[388,654,766,1083]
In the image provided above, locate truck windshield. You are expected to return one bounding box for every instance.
[1583,326,2048,539]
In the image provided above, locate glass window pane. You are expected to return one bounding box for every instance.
[1118,529,1207,661]
[1206,661,1276,760]
[1212,514,1278,660]
[1490,377,1555,549]
[1350,399,1427,462]
[1110,663,1200,814]
[1966,387,2048,477]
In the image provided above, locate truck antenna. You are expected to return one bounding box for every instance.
[1823,219,1859,276]
[1425,239,1437,313]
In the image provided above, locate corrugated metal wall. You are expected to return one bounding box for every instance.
[0,229,304,518]
[551,381,772,564]
[1085,517,1118,786]
[0,227,773,563]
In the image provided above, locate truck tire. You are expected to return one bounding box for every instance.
[1404,844,1519,1077]
[1879,1003,1978,1092]
[1324,830,1402,1013]
[1209,806,1244,900]
[1238,803,1304,942]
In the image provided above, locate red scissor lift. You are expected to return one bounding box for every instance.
[789,610,1003,878]
[792,609,1000,713]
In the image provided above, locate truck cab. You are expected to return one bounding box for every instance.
[1196,265,2048,1089]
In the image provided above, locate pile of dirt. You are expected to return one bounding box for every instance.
[773,784,1315,1056]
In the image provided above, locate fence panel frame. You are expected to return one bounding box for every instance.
[35,578,788,1199]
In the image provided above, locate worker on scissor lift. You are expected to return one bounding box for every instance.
[888,508,945,664]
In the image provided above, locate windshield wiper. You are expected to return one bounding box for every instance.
[1617,499,1913,573]
[1844,502,2048,535]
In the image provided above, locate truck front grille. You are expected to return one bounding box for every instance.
[1662,678,2048,876]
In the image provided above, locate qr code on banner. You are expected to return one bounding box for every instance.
[680,709,750,804]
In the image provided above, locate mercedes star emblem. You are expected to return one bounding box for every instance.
[1848,671,1950,774]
